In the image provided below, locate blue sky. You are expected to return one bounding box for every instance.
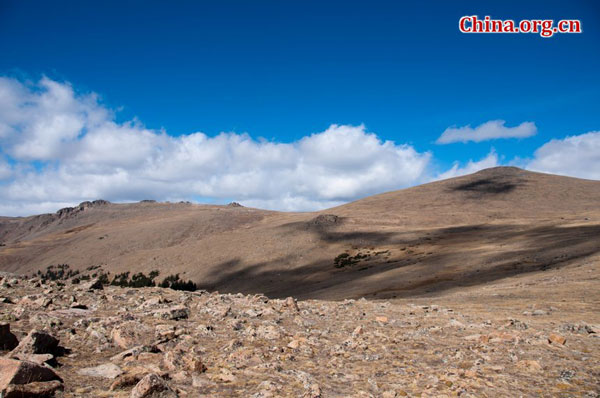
[0,1,599,215]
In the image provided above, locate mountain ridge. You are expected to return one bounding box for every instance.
[1,167,598,300]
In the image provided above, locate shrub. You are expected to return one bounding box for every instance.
[39,264,79,281]
[160,274,197,291]
[334,253,357,268]
[110,272,130,287]
[110,270,160,288]
[97,272,110,285]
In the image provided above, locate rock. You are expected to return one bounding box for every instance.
[516,360,543,372]
[138,296,167,309]
[589,324,600,334]
[532,309,547,316]
[352,326,364,338]
[131,373,177,398]
[10,329,59,356]
[34,297,52,308]
[111,321,152,349]
[448,319,465,328]
[303,383,321,398]
[375,316,389,323]
[110,374,143,391]
[559,369,575,382]
[163,350,206,374]
[216,368,237,383]
[77,363,123,379]
[155,324,177,340]
[548,333,567,345]
[0,323,19,351]
[83,278,104,291]
[287,339,300,349]
[2,380,63,397]
[182,354,206,374]
[9,353,54,366]
[110,345,158,362]
[284,296,300,312]
[154,305,189,321]
[256,325,281,340]
[11,306,27,320]
[0,358,63,393]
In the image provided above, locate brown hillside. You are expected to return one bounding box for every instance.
[0,167,599,300]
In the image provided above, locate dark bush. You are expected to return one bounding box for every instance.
[160,274,197,291]
[110,270,160,288]
[97,272,110,285]
[110,272,130,287]
[39,264,79,281]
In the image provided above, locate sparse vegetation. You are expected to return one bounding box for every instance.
[159,274,197,291]
[110,270,160,288]
[38,264,79,281]
[334,249,391,268]
[334,253,355,268]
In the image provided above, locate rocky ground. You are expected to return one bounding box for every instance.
[1,268,599,398]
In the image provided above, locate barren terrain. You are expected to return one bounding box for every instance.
[1,166,599,300]
[0,166,599,397]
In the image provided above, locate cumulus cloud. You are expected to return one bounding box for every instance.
[526,131,600,180]
[435,150,499,180]
[0,76,432,216]
[437,120,537,144]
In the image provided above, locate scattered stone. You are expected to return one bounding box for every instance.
[0,268,598,396]
[77,363,123,379]
[83,278,104,291]
[9,353,54,366]
[110,345,158,362]
[304,383,321,398]
[2,380,63,397]
[10,329,59,356]
[154,305,189,321]
[284,297,300,312]
[516,360,543,372]
[287,339,300,349]
[0,358,63,393]
[559,369,576,382]
[548,333,567,345]
[111,321,151,349]
[131,373,177,398]
[110,374,143,391]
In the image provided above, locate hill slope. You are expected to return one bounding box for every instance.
[1,167,599,299]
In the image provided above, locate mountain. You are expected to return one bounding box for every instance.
[1,167,599,299]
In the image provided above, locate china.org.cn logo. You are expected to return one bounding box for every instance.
[459,15,582,38]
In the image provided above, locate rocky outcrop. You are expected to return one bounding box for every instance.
[131,373,177,398]
[56,199,110,218]
[9,329,59,356]
[0,273,599,397]
[0,358,63,396]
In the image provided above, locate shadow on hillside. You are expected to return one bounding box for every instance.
[452,178,520,195]
[198,222,600,300]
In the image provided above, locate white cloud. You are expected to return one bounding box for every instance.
[435,150,499,180]
[0,76,432,216]
[526,131,600,180]
[0,159,12,180]
[437,120,537,144]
